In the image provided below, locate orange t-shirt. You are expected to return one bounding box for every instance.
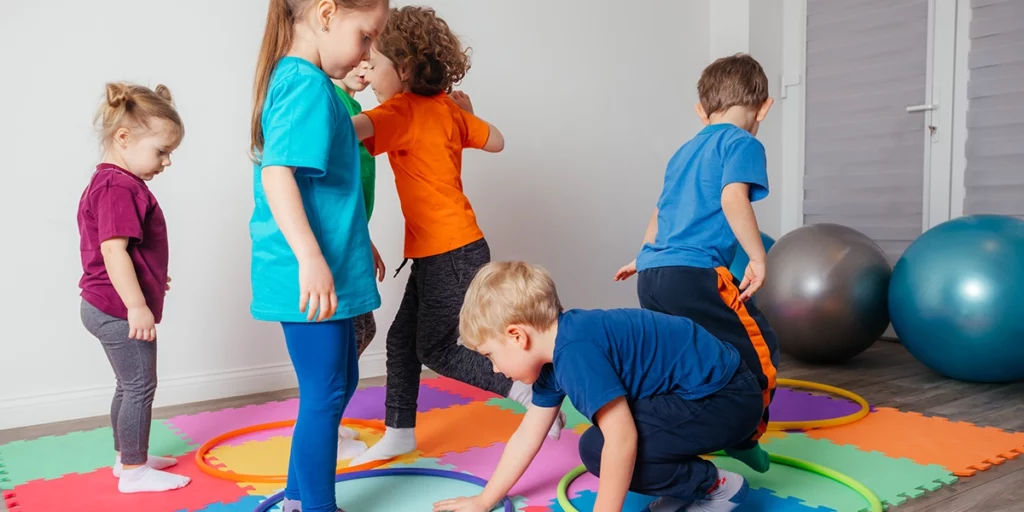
[363,93,490,259]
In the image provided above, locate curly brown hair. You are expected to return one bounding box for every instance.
[374,5,470,96]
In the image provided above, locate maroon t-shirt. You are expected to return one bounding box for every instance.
[78,164,169,323]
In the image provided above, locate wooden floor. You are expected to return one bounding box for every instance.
[2,342,1022,511]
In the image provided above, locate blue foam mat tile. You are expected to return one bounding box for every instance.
[549,487,838,512]
[186,495,269,512]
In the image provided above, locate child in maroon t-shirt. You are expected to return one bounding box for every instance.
[77,82,187,494]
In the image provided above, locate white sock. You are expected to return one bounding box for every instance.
[509,381,567,440]
[117,465,190,494]
[349,427,416,465]
[508,380,533,404]
[281,498,302,512]
[685,469,748,511]
[338,425,359,440]
[112,455,178,477]
[337,437,368,460]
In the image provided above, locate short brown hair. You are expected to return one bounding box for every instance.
[697,53,769,116]
[460,261,563,348]
[373,5,470,97]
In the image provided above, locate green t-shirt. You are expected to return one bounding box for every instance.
[335,85,376,221]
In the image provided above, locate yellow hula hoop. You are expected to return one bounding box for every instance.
[769,378,870,431]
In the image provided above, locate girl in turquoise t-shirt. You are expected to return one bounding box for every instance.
[248,1,388,512]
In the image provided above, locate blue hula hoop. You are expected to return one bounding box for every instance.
[253,467,515,512]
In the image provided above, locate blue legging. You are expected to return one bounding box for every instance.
[281,319,358,512]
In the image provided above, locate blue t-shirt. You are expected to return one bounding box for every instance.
[636,123,769,271]
[249,56,381,322]
[532,309,740,421]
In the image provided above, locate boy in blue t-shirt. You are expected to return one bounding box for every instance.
[434,261,762,512]
[615,54,780,474]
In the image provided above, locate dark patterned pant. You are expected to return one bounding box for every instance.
[384,238,514,428]
[353,311,376,357]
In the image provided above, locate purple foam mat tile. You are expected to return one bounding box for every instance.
[164,384,474,448]
[769,388,863,423]
[344,384,474,422]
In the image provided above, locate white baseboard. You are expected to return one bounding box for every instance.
[0,353,388,431]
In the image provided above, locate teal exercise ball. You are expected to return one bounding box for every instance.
[889,215,1024,383]
[729,232,776,281]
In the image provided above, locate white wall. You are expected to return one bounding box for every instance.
[748,0,786,239]
[0,0,715,429]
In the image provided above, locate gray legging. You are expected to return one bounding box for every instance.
[81,300,157,466]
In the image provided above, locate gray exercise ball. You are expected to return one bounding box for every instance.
[758,223,892,364]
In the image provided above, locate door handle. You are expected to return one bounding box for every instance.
[906,104,938,113]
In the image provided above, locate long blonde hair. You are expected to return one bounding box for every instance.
[249,0,384,161]
[95,82,184,149]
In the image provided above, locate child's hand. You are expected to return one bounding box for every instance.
[738,259,766,302]
[371,242,386,282]
[613,259,637,281]
[165,276,172,292]
[433,495,491,512]
[449,90,474,114]
[299,254,338,321]
[128,306,157,342]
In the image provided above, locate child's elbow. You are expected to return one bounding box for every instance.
[485,134,504,153]
[482,125,504,153]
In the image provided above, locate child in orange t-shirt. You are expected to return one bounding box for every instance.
[349,6,565,464]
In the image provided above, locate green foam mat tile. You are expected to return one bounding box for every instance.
[560,400,589,430]
[486,397,527,414]
[711,456,872,512]
[753,433,957,509]
[385,456,459,471]
[0,421,194,486]
[485,397,590,430]
[331,466,527,511]
[0,453,10,489]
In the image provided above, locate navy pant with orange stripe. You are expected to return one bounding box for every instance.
[637,265,779,449]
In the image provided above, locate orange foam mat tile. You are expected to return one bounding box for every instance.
[415,401,524,458]
[806,407,1024,477]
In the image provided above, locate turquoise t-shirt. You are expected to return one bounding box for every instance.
[250,56,381,322]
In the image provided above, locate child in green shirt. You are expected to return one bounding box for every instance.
[333,61,386,448]
[335,61,377,225]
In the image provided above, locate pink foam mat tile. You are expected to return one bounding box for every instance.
[439,430,586,507]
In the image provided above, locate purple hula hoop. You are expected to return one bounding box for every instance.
[252,467,515,512]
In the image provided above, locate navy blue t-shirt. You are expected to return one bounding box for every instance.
[636,123,769,271]
[531,309,741,421]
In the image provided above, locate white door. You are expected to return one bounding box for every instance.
[798,0,961,266]
[781,0,961,339]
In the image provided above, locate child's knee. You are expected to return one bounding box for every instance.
[578,427,604,475]
[414,333,453,365]
[299,380,351,416]
[121,375,157,401]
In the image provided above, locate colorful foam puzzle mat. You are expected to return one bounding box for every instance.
[2,376,1022,511]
